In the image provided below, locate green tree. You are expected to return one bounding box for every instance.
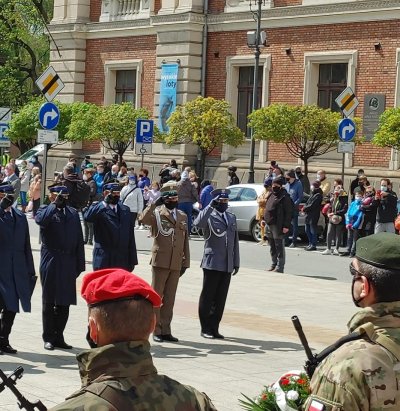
[248,104,342,175]
[165,96,245,178]
[0,0,53,109]
[90,103,153,165]
[372,107,400,150]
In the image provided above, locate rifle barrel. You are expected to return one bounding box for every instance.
[291,315,314,361]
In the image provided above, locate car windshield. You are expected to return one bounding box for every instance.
[18,148,39,161]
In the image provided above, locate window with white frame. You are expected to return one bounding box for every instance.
[317,63,347,112]
[104,60,142,107]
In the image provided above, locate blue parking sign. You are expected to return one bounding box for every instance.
[136,120,154,144]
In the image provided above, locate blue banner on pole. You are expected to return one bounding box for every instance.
[159,63,179,132]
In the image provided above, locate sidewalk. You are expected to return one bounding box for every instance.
[0,238,356,411]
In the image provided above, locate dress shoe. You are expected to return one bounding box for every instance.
[1,344,17,354]
[274,268,284,273]
[162,334,179,342]
[340,251,350,257]
[267,266,276,272]
[213,332,224,339]
[305,246,317,251]
[153,334,164,343]
[201,332,215,339]
[44,342,54,350]
[54,340,73,349]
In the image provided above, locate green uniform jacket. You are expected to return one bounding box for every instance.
[50,341,217,411]
[304,302,400,411]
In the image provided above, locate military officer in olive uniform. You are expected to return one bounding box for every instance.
[139,190,190,343]
[305,233,400,411]
[193,189,240,339]
[50,268,217,411]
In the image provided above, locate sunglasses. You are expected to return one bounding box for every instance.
[349,262,363,278]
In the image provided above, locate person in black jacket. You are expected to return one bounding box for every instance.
[262,176,293,273]
[360,186,377,237]
[227,166,240,186]
[373,178,397,234]
[303,180,323,251]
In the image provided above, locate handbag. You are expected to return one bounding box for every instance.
[329,215,342,225]
[322,203,331,215]
[395,214,400,231]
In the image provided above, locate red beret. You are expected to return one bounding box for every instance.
[81,268,161,308]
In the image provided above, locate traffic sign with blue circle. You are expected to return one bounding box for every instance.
[136,119,154,144]
[39,102,60,130]
[337,118,356,142]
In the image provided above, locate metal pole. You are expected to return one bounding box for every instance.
[141,153,144,170]
[247,0,262,184]
[40,143,49,205]
[340,112,345,184]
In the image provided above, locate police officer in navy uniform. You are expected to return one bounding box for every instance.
[84,182,138,271]
[0,182,36,354]
[193,189,240,339]
[35,184,85,350]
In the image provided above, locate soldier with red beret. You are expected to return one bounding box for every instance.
[50,268,217,411]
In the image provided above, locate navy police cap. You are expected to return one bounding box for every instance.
[161,190,178,198]
[103,182,121,192]
[49,185,69,195]
[0,182,15,194]
[211,188,231,199]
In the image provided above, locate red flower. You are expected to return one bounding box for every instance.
[280,378,290,386]
[298,379,306,385]
[261,394,268,401]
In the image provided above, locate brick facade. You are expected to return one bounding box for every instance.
[274,0,302,6]
[90,0,101,22]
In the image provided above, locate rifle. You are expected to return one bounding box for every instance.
[292,315,364,379]
[0,367,47,410]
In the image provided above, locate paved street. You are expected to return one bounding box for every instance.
[0,221,356,410]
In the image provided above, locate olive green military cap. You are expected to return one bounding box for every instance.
[356,232,400,270]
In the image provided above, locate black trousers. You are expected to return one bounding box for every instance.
[0,294,16,347]
[42,303,70,344]
[199,269,231,334]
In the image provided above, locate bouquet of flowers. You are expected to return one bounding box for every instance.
[239,371,310,411]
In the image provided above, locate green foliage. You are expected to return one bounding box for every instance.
[0,0,52,109]
[165,96,245,154]
[249,104,342,174]
[65,102,100,142]
[91,103,153,160]
[373,107,400,150]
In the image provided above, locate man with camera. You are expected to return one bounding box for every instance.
[84,182,138,271]
[0,182,35,354]
[139,190,190,343]
[35,184,85,351]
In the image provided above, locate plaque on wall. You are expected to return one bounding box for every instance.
[363,94,386,141]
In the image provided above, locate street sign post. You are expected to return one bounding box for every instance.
[35,66,65,102]
[37,129,59,144]
[338,142,355,154]
[335,86,359,118]
[39,102,60,130]
[135,119,154,168]
[0,123,10,148]
[337,118,356,142]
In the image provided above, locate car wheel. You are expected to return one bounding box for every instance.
[191,210,203,237]
[251,220,262,242]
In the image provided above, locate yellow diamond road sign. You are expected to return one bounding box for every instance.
[335,86,359,117]
[35,66,65,102]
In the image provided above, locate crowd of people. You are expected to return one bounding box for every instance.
[254,162,399,272]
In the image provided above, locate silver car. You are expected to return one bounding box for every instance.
[192,183,324,242]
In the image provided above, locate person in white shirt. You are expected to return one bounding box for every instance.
[120,175,144,227]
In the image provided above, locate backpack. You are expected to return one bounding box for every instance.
[69,180,91,209]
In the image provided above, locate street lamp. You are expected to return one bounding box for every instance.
[246,0,266,183]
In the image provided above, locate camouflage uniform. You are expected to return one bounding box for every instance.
[50,340,217,411]
[304,302,400,410]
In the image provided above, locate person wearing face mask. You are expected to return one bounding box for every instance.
[373,178,398,234]
[227,165,239,186]
[0,183,36,355]
[84,182,138,271]
[359,186,377,237]
[321,185,348,256]
[193,189,240,339]
[295,166,310,194]
[51,268,217,411]
[262,176,294,272]
[340,188,364,257]
[35,184,85,351]
[304,233,400,411]
[82,167,98,245]
[284,170,303,248]
[303,180,323,251]
[93,163,106,195]
[139,190,190,343]
[119,174,144,227]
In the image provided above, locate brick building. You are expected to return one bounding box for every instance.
[49,0,400,185]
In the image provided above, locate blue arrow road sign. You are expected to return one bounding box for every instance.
[338,118,356,142]
[136,119,154,144]
[39,102,60,130]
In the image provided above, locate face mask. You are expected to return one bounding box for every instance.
[351,276,367,307]
[0,195,14,210]
[97,169,104,174]
[215,203,228,213]
[355,197,362,203]
[295,171,301,177]
[86,325,97,348]
[83,175,88,181]
[139,174,143,178]
[310,186,315,192]
[271,173,276,178]
[272,186,281,194]
[286,178,291,183]
[165,201,178,210]
[381,186,388,192]
[128,179,136,185]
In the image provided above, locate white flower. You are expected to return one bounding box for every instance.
[286,390,299,401]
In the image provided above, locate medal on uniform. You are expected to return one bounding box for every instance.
[309,400,325,411]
